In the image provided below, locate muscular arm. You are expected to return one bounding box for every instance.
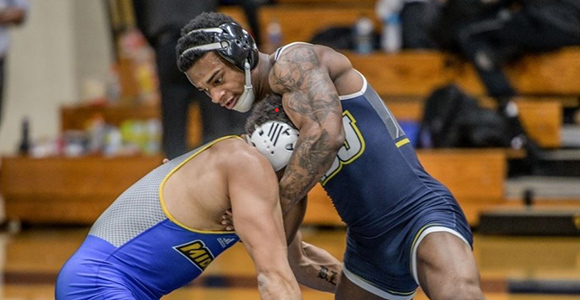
[228,148,302,300]
[288,231,342,293]
[282,195,307,245]
[282,194,342,293]
[271,45,345,214]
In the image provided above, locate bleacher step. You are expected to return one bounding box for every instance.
[478,207,580,236]
[534,149,580,177]
[505,176,580,200]
[561,124,580,148]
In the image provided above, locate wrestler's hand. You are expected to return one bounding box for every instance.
[162,158,169,164]
[221,209,234,231]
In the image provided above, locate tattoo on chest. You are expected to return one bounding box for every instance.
[318,266,338,285]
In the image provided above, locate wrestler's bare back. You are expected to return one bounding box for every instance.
[162,138,271,231]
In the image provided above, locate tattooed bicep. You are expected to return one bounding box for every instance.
[272,46,341,123]
[272,46,320,91]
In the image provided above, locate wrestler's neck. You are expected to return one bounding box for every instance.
[251,52,275,101]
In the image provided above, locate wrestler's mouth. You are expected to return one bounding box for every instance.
[225,97,238,109]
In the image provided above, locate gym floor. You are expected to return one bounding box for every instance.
[2,225,579,300]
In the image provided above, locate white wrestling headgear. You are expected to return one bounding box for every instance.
[248,121,299,171]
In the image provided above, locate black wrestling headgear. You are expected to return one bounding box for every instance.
[180,22,259,71]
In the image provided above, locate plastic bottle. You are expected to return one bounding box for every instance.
[353,14,375,54]
[144,119,162,155]
[106,65,122,105]
[376,0,404,53]
[104,125,122,157]
[266,18,283,54]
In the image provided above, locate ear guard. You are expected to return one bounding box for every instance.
[248,121,299,171]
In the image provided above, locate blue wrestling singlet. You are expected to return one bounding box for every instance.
[55,137,240,300]
[275,43,474,300]
[326,76,473,299]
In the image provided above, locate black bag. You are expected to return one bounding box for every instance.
[418,84,512,148]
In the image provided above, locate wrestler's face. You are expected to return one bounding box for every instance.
[185,52,245,110]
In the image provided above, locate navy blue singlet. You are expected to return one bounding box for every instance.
[276,43,473,299]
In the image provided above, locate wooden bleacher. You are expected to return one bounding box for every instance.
[275,0,376,5]
[0,155,164,224]
[343,49,580,99]
[220,4,579,227]
[0,3,575,227]
[221,5,579,96]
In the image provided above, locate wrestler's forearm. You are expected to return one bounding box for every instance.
[288,232,342,293]
[279,131,338,213]
[257,270,303,300]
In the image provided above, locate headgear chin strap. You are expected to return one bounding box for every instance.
[249,121,299,171]
[232,61,255,113]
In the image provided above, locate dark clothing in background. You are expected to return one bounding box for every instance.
[133,0,249,159]
[0,57,5,127]
[433,0,580,98]
[133,1,218,43]
[401,0,442,49]
[0,0,29,129]
[220,0,264,46]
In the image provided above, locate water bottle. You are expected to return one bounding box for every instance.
[376,0,404,53]
[266,18,283,54]
[353,15,374,54]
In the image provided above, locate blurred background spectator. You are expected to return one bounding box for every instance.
[432,0,580,102]
[132,0,252,159]
[0,0,28,131]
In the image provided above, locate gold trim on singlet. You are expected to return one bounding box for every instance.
[396,138,410,148]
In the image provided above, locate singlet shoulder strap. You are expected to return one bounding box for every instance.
[274,42,313,61]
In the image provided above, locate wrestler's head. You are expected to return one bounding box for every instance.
[177,12,258,113]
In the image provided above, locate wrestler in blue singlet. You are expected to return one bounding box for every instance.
[276,44,474,300]
[55,137,240,300]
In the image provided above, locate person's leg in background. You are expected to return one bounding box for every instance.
[133,0,222,159]
[0,57,5,129]
[0,57,6,226]
[154,32,199,159]
[455,13,519,100]
[155,30,250,157]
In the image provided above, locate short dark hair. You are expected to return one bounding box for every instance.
[176,12,236,72]
[245,94,297,134]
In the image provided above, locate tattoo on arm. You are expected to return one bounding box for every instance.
[272,46,341,124]
[280,131,336,210]
[273,46,343,211]
[317,266,338,286]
